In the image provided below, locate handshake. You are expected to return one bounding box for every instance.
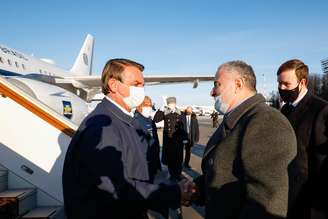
[178,179,199,206]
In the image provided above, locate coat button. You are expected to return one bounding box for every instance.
[209,158,214,165]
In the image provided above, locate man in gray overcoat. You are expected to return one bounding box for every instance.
[192,60,298,219]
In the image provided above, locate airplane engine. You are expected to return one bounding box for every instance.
[6,77,89,125]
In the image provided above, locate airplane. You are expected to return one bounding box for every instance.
[0,34,214,124]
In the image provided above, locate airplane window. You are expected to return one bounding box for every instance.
[0,57,3,63]
[39,69,42,73]
[8,59,12,65]
[22,63,25,69]
[15,61,19,68]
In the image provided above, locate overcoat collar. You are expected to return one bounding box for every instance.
[224,93,265,130]
[203,94,265,160]
[101,98,134,126]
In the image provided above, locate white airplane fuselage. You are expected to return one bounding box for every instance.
[0,43,91,125]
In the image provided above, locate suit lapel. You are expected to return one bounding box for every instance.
[287,92,312,127]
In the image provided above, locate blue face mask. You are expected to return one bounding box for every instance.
[214,95,229,114]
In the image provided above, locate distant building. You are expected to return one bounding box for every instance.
[321,58,328,74]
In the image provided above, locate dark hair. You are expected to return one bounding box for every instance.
[219,60,257,91]
[277,59,309,84]
[101,58,144,95]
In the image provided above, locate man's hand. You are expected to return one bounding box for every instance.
[178,179,199,206]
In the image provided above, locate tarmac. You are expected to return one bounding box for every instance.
[149,116,222,219]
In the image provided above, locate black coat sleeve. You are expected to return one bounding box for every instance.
[153,110,165,123]
[314,105,328,154]
[193,175,206,206]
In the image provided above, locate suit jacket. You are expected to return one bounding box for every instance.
[194,94,297,219]
[281,92,328,216]
[62,98,180,219]
[182,112,200,146]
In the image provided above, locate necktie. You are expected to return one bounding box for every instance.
[281,103,294,116]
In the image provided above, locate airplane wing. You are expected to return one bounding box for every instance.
[55,74,214,89]
[53,74,214,102]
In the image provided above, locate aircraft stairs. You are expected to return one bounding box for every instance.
[0,76,78,218]
[0,169,63,218]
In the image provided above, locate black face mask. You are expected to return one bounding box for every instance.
[279,83,300,103]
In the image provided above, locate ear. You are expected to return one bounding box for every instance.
[108,78,119,93]
[300,78,307,87]
[235,78,243,92]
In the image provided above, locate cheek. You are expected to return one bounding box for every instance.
[222,89,234,102]
[118,84,129,97]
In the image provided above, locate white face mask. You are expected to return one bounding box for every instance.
[122,85,145,109]
[141,106,152,118]
[168,103,176,110]
[214,95,229,114]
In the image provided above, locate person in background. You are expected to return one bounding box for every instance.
[182,106,199,169]
[277,59,328,219]
[153,97,188,181]
[210,110,219,128]
[134,96,162,183]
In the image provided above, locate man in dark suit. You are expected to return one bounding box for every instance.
[62,59,192,219]
[153,97,188,181]
[191,60,297,219]
[277,59,328,219]
[182,106,199,169]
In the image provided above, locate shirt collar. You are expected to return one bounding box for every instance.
[105,96,134,117]
[292,89,308,107]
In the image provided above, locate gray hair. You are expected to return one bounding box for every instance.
[218,60,257,92]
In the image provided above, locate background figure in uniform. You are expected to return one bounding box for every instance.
[134,96,162,183]
[153,97,188,181]
[210,110,219,128]
[277,59,328,219]
[182,106,199,169]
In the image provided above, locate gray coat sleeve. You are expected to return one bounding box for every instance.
[239,111,297,219]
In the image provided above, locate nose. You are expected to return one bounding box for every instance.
[279,84,287,90]
[210,88,216,97]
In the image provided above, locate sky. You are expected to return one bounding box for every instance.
[1,0,328,107]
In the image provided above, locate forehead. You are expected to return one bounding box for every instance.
[278,69,297,82]
[215,67,235,81]
[143,98,152,106]
[122,65,144,82]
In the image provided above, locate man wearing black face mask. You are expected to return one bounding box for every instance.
[277,59,328,219]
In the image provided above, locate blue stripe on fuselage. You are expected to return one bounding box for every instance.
[0,68,23,77]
